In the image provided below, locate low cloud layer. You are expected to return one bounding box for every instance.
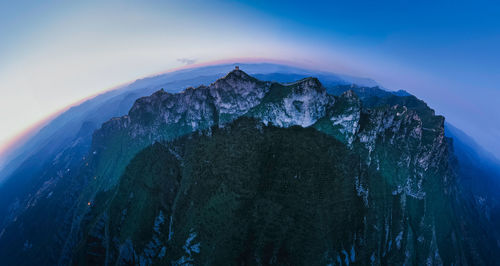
[177,58,197,65]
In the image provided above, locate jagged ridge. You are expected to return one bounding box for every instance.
[1,68,497,265]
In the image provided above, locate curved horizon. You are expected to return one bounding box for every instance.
[1,0,499,163]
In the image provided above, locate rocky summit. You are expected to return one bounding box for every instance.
[0,68,498,265]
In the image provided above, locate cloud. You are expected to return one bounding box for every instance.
[177,58,197,65]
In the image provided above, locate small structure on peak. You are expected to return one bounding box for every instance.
[234,66,239,70]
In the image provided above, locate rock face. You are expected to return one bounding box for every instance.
[314,90,361,146]
[0,69,498,265]
[246,77,333,127]
[85,70,270,194]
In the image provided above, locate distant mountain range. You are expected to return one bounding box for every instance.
[0,64,498,265]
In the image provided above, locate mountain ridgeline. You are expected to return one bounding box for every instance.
[0,68,498,265]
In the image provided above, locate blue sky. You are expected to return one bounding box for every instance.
[0,0,499,158]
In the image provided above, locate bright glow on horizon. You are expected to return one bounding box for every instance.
[1,0,499,160]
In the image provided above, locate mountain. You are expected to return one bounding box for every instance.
[0,63,383,263]
[0,66,498,265]
[68,69,497,265]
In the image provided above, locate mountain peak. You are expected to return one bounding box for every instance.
[285,76,325,95]
[220,67,255,81]
[340,89,358,99]
[210,67,268,97]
